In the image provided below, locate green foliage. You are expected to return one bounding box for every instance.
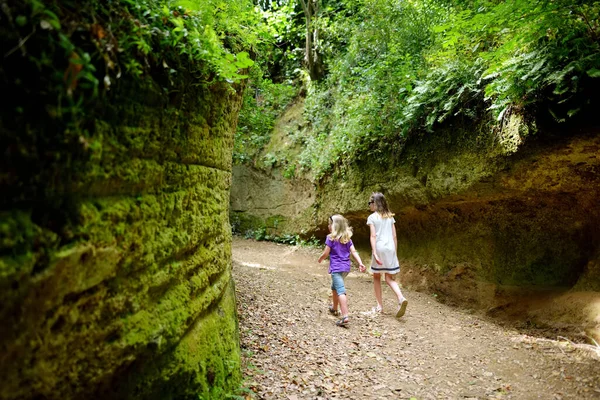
[297,0,447,179]
[114,0,258,82]
[241,227,320,247]
[255,1,306,82]
[285,0,600,180]
[233,69,297,165]
[434,0,600,122]
[402,59,486,132]
[247,226,268,241]
[232,1,306,167]
[1,0,259,214]
[231,213,319,246]
[20,0,258,89]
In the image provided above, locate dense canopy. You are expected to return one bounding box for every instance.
[234,0,600,179]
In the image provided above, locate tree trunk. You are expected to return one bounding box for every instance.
[299,0,323,81]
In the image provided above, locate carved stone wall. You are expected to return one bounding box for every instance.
[1,25,243,400]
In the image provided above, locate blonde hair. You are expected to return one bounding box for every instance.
[327,214,353,244]
[370,192,394,218]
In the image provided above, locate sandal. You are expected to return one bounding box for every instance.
[336,316,349,326]
[396,299,408,318]
[328,305,339,316]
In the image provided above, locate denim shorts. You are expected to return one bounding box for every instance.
[331,272,349,295]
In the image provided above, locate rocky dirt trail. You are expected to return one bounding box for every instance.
[232,237,600,400]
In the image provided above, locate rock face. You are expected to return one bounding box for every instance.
[231,118,600,338]
[316,129,600,288]
[1,49,243,400]
[230,165,316,236]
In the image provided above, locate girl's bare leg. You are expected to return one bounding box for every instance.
[373,272,383,310]
[338,293,349,317]
[332,290,339,312]
[385,273,406,302]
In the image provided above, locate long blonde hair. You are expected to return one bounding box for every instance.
[370,192,394,218]
[327,214,353,244]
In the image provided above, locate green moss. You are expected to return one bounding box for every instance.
[265,215,287,232]
[0,20,244,398]
[109,280,241,400]
[230,211,265,235]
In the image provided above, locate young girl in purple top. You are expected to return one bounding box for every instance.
[318,214,366,326]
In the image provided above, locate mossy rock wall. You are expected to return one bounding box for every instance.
[0,20,244,400]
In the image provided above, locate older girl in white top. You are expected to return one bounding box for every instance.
[367,192,408,317]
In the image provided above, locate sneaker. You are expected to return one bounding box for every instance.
[361,306,382,316]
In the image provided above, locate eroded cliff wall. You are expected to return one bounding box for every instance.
[315,127,600,290]
[0,3,243,399]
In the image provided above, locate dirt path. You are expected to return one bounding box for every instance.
[232,238,600,400]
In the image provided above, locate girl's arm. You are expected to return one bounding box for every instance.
[318,245,331,263]
[369,224,383,265]
[392,223,398,252]
[350,245,366,272]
